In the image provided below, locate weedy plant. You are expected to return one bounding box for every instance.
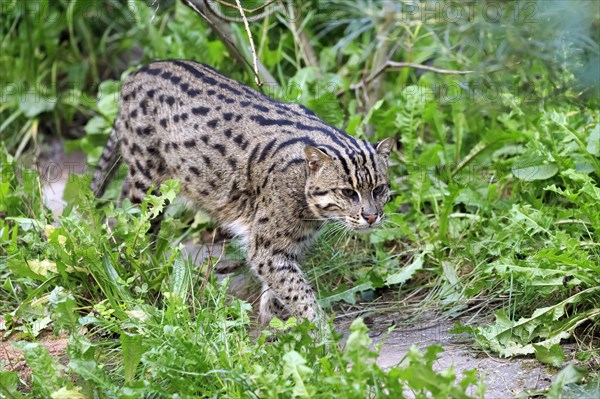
[0,154,486,397]
[1,0,599,397]
[0,0,151,158]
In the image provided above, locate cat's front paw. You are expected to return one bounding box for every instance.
[259,289,290,324]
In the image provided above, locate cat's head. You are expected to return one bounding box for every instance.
[304,137,394,233]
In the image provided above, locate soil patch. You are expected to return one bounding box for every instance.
[0,322,69,389]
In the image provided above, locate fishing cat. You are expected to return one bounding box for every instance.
[91,60,394,324]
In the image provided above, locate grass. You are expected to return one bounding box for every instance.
[1,0,599,397]
[0,171,486,398]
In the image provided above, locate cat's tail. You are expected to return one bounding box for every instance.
[90,122,121,198]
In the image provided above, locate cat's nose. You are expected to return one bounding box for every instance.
[363,213,377,225]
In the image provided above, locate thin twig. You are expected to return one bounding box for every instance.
[368,60,473,83]
[234,0,261,87]
[205,0,283,23]
[180,0,280,90]
[337,60,473,97]
[209,0,280,13]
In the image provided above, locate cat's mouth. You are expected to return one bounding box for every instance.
[343,215,382,233]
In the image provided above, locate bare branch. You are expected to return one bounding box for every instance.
[180,0,280,90]
[208,0,280,13]
[368,61,473,84]
[234,0,261,87]
[206,0,283,23]
[337,61,473,97]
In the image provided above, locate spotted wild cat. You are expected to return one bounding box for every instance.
[91,60,394,324]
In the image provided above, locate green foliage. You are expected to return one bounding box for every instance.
[546,364,589,399]
[0,0,146,153]
[2,0,600,396]
[0,164,482,396]
[0,371,25,399]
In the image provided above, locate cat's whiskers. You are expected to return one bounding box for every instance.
[320,222,347,241]
[332,223,352,249]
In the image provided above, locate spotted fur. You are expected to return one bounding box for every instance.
[91,60,394,323]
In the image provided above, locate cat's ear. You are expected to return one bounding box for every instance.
[372,137,395,160]
[304,146,331,172]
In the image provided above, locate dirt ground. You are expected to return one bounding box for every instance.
[0,326,69,389]
[337,314,554,398]
[4,142,558,398]
[198,241,556,399]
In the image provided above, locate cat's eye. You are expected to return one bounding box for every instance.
[341,189,358,200]
[373,185,388,197]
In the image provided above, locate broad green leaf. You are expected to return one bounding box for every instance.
[282,350,313,397]
[422,345,445,364]
[171,254,190,301]
[385,255,423,285]
[512,163,559,181]
[19,93,56,117]
[398,345,456,395]
[13,342,64,396]
[586,124,599,156]
[475,287,600,357]
[68,360,115,393]
[533,343,564,367]
[6,217,45,231]
[560,169,600,200]
[206,40,227,65]
[561,376,600,399]
[96,80,120,118]
[7,257,49,281]
[0,371,24,398]
[547,364,588,399]
[344,318,373,362]
[30,315,53,337]
[51,386,86,399]
[27,259,58,276]
[49,287,79,332]
[318,282,373,308]
[269,317,297,330]
[121,333,144,383]
[83,116,108,135]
